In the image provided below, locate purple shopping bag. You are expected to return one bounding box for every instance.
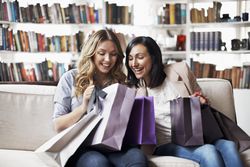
[123,96,156,145]
[170,97,204,146]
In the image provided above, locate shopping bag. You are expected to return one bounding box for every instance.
[35,110,103,167]
[211,107,250,152]
[200,105,224,144]
[170,97,204,146]
[89,83,136,151]
[123,96,156,145]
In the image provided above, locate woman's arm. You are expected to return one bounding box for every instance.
[53,102,88,133]
[175,62,209,104]
[53,85,94,133]
[183,63,209,104]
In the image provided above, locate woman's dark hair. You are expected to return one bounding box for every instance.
[125,36,166,88]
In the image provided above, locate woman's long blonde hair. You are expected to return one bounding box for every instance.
[75,29,126,96]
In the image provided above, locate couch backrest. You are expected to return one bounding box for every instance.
[197,78,236,122]
[0,84,57,151]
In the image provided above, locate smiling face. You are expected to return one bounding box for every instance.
[128,44,152,85]
[93,40,118,77]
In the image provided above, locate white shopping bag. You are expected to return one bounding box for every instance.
[35,110,102,166]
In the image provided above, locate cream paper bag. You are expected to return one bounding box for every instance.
[35,110,102,166]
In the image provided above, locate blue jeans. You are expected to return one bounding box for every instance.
[71,147,148,167]
[154,139,243,167]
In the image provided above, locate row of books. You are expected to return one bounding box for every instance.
[104,2,132,25]
[0,25,85,52]
[190,1,222,23]
[158,3,186,25]
[190,31,222,51]
[0,60,66,82]
[0,0,102,24]
[0,0,133,25]
[191,61,250,89]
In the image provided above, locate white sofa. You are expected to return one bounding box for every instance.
[0,78,250,167]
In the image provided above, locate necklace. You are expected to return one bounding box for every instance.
[94,77,112,89]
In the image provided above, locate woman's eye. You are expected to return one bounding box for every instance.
[111,53,118,57]
[138,56,144,59]
[98,52,105,55]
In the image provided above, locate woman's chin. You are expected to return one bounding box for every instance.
[135,74,144,80]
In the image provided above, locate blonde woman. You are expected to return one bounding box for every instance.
[53,29,148,167]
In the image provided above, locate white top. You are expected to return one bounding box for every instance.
[147,79,180,146]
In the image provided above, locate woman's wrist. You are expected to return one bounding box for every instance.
[193,91,209,105]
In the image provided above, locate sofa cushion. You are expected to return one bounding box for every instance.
[0,84,57,150]
[148,155,199,167]
[241,149,250,167]
[0,149,59,167]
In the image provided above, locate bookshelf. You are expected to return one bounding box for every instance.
[0,0,134,84]
[1,0,250,88]
[187,0,250,89]
[187,0,250,122]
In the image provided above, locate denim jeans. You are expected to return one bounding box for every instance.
[67,147,148,167]
[154,139,243,167]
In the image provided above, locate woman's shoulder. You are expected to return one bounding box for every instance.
[60,69,77,80]
[164,61,188,71]
[164,62,189,80]
[63,68,78,76]
[58,69,78,86]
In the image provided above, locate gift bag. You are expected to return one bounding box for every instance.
[90,83,136,151]
[211,107,250,152]
[170,97,204,146]
[123,96,156,145]
[35,110,103,167]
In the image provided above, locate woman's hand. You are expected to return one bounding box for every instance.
[82,85,95,105]
[54,85,96,133]
[192,91,209,105]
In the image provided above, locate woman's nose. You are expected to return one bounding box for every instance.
[131,59,138,67]
[104,54,110,61]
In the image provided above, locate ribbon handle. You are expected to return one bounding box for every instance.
[87,86,107,114]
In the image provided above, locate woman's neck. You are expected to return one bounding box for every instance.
[144,76,151,87]
[94,73,111,88]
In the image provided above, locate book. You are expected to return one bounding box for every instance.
[175,3,181,24]
[0,25,3,50]
[180,3,186,24]
[190,8,199,23]
[190,31,195,51]
[214,31,222,51]
[169,4,175,24]
[195,32,201,51]
[199,32,205,51]
[204,31,209,51]
[163,4,170,24]
[7,28,14,51]
[208,31,214,51]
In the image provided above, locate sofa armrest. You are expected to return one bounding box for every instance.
[197,78,236,122]
[0,84,57,151]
